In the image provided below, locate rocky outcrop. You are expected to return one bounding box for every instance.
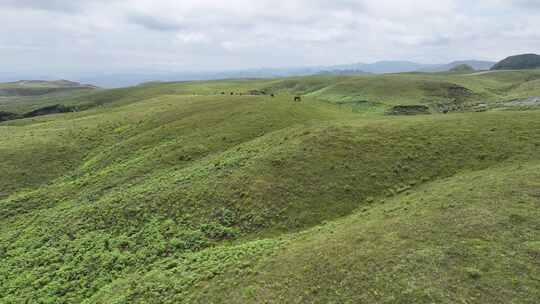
[386,105,430,115]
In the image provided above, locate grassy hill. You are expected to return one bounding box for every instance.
[1,72,540,303]
[449,64,475,73]
[492,54,540,71]
[0,80,96,97]
[0,80,91,88]
[0,80,99,117]
[4,69,540,117]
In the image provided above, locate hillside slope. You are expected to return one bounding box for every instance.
[1,76,540,303]
[0,80,99,117]
[492,54,540,71]
[195,161,540,304]
[0,80,95,97]
[449,64,475,73]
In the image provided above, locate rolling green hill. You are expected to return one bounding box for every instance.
[0,80,99,117]
[0,80,91,88]
[0,80,96,97]
[449,64,475,73]
[1,72,540,303]
[3,69,540,117]
[491,54,540,71]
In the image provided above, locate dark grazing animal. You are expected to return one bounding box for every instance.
[294,96,302,102]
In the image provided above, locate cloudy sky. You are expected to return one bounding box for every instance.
[0,0,539,78]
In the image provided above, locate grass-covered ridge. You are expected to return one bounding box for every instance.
[492,53,540,71]
[3,69,540,116]
[1,73,540,303]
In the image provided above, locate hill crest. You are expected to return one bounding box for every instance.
[491,53,540,70]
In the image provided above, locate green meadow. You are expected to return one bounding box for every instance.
[1,70,540,303]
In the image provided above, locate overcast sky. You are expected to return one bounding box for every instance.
[0,0,539,78]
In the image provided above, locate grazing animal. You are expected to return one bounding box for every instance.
[230,92,234,95]
[294,96,302,102]
[270,94,275,97]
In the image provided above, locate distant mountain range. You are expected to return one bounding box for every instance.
[73,60,496,88]
[0,60,497,88]
[322,60,496,74]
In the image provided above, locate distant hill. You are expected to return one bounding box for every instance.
[331,61,434,74]
[336,60,495,74]
[0,79,96,88]
[75,60,497,87]
[316,69,371,76]
[0,80,96,97]
[420,60,495,72]
[449,60,494,70]
[449,64,475,73]
[2,60,496,89]
[491,54,540,70]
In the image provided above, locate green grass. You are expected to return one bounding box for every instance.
[0,81,98,114]
[197,161,540,303]
[4,70,540,115]
[1,72,540,303]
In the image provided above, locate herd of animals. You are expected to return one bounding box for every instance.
[220,90,301,102]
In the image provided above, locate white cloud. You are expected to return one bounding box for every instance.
[176,32,210,44]
[0,0,538,77]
